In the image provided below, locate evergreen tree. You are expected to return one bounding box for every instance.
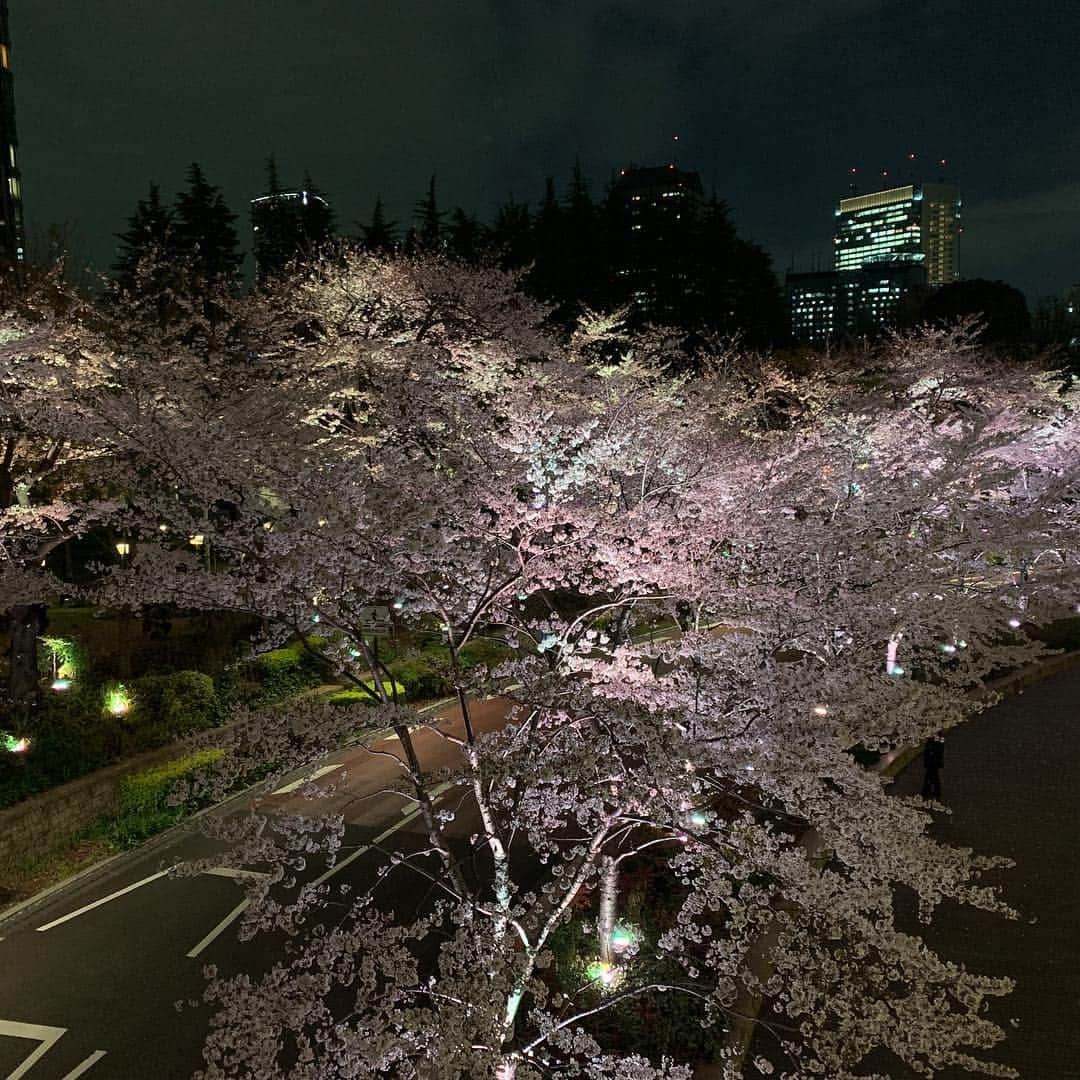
[173,163,242,288]
[448,207,484,264]
[111,183,174,296]
[488,197,532,270]
[560,160,604,310]
[300,172,336,251]
[527,177,564,304]
[359,196,397,253]
[414,175,446,252]
[265,153,283,196]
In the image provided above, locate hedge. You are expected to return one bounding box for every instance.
[250,636,329,703]
[328,679,406,707]
[110,748,225,845]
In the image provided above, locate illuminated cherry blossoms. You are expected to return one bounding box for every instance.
[3,255,1078,1077]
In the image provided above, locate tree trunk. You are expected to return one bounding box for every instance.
[5,603,46,731]
[494,1054,519,1079]
[598,855,618,964]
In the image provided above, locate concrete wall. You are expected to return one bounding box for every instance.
[0,739,187,870]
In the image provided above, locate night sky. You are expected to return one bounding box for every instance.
[12,1,1079,303]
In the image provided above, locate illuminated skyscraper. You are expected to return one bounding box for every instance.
[0,0,24,264]
[835,181,960,287]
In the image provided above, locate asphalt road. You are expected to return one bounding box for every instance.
[0,695,511,1080]
[881,663,1080,1079]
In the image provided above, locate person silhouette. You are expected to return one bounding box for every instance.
[922,734,945,800]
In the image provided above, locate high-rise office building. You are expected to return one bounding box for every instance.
[0,0,24,265]
[250,188,332,279]
[788,176,961,345]
[608,164,703,317]
[835,181,960,287]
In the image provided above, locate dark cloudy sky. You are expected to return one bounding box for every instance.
[11,0,1079,302]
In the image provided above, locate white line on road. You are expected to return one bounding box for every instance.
[35,869,174,933]
[270,763,343,795]
[399,781,454,813]
[0,1019,67,1080]
[61,1050,108,1079]
[186,897,251,960]
[309,781,457,890]
[204,867,271,882]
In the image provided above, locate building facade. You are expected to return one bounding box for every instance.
[250,189,332,279]
[608,164,703,317]
[0,0,24,265]
[788,178,960,345]
[835,181,960,288]
[788,261,928,345]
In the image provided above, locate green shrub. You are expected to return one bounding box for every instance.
[458,638,512,670]
[387,658,449,701]
[328,679,405,707]
[111,749,224,844]
[251,637,329,703]
[131,670,221,748]
[0,687,111,809]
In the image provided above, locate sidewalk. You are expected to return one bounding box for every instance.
[880,661,1080,1078]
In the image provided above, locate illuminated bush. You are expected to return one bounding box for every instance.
[102,682,134,717]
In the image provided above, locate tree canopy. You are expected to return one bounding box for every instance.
[2,254,1078,1078]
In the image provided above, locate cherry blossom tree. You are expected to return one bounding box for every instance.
[23,255,1080,1077]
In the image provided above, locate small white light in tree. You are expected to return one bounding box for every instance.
[115,540,131,557]
[812,704,829,717]
[189,534,205,547]
[1007,618,1021,629]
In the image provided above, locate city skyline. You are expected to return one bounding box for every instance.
[8,2,1080,303]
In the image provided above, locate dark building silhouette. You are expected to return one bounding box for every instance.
[250,188,332,279]
[0,0,24,265]
[608,164,703,318]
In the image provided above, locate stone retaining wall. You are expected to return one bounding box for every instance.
[0,739,190,870]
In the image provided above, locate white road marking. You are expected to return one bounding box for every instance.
[270,763,343,795]
[204,867,271,882]
[61,1050,108,1078]
[310,780,458,890]
[35,869,174,933]
[400,780,454,813]
[0,1019,67,1080]
[308,844,371,889]
[186,897,251,960]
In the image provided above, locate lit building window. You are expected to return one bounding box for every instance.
[0,45,9,70]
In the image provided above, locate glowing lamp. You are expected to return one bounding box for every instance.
[812,705,829,717]
[51,678,72,691]
[586,960,621,989]
[189,534,205,547]
[115,541,131,557]
[1007,618,1021,629]
[104,685,132,717]
[610,923,637,953]
[3,733,30,753]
